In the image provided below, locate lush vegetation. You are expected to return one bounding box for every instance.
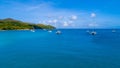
[0,18,55,30]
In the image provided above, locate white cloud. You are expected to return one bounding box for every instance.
[39,20,47,24]
[58,16,64,19]
[91,13,96,18]
[42,21,46,24]
[69,21,73,23]
[47,20,52,23]
[53,19,58,23]
[3,1,118,28]
[63,21,69,27]
[88,23,98,27]
[70,15,78,20]
[26,6,40,11]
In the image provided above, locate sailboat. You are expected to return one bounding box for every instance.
[89,13,97,35]
[48,30,52,32]
[48,26,52,33]
[46,15,53,33]
[112,29,116,33]
[56,30,61,34]
[89,26,97,35]
[31,26,35,32]
[90,30,97,35]
[54,20,61,34]
[48,25,52,33]
[43,29,47,31]
[47,22,52,33]
[112,30,116,33]
[31,29,35,32]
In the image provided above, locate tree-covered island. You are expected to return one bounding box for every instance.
[0,18,55,30]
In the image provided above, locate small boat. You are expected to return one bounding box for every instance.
[48,30,52,33]
[90,31,97,35]
[31,26,35,32]
[43,29,47,31]
[31,29,35,32]
[56,30,61,34]
[112,30,116,33]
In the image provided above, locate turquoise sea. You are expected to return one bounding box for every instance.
[0,29,120,68]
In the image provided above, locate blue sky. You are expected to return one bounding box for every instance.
[0,0,120,28]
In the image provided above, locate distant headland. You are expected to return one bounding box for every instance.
[0,18,55,30]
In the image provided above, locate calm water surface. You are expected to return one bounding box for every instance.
[0,29,120,68]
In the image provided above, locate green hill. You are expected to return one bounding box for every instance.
[0,18,55,30]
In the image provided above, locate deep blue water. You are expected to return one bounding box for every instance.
[0,29,120,68]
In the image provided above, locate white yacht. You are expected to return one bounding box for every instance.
[90,31,97,35]
[43,29,47,31]
[31,26,35,32]
[31,29,35,32]
[112,30,116,33]
[56,30,61,34]
[48,30,52,33]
